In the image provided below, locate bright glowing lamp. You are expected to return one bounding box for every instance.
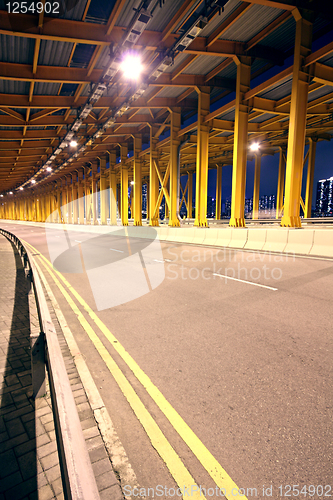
[250,142,260,151]
[9,191,13,194]
[70,140,78,147]
[46,166,52,172]
[121,55,143,80]
[130,180,135,185]
[31,179,36,184]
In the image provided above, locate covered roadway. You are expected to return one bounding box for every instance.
[1,0,333,499]
[1,219,333,499]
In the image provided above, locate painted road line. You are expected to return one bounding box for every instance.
[24,240,248,500]
[32,257,142,499]
[154,259,164,263]
[75,240,82,243]
[110,248,124,253]
[213,273,278,291]
[25,243,206,500]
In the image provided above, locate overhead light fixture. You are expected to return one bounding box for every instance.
[46,167,52,172]
[0,194,3,197]
[9,191,13,194]
[121,55,143,80]
[31,180,36,184]
[20,187,23,190]
[130,181,135,185]
[70,140,78,147]
[250,142,260,151]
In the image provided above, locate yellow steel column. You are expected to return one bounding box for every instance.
[120,144,128,226]
[276,147,286,219]
[77,171,84,225]
[304,138,317,219]
[65,178,71,223]
[38,190,44,222]
[169,108,181,227]
[91,164,98,225]
[56,181,62,222]
[281,14,313,227]
[61,181,66,222]
[229,56,251,227]
[149,126,159,226]
[133,135,142,226]
[252,154,261,220]
[73,173,79,224]
[84,169,90,224]
[44,188,49,222]
[194,87,210,227]
[36,190,41,222]
[100,157,108,225]
[187,172,193,218]
[215,166,222,220]
[109,152,117,225]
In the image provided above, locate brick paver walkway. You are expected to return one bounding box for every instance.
[0,234,124,500]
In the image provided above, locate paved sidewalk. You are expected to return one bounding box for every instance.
[0,234,124,500]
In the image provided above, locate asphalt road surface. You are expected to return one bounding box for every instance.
[2,221,332,500]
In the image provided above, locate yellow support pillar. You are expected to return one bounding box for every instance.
[72,174,78,224]
[77,171,84,225]
[304,138,317,219]
[133,135,142,226]
[281,14,313,228]
[109,152,117,225]
[36,191,41,222]
[252,154,261,220]
[99,157,108,225]
[149,126,159,226]
[120,144,128,226]
[169,108,181,227]
[215,166,222,220]
[276,147,286,219]
[194,87,210,227]
[229,56,251,227]
[91,164,98,225]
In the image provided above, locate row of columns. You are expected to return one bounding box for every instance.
[1,14,317,228]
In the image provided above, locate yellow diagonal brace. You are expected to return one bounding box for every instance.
[154,159,171,208]
[179,180,189,212]
[153,162,170,219]
[300,196,305,213]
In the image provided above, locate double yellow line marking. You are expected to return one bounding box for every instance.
[24,239,247,500]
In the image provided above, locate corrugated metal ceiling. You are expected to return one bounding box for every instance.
[249,112,277,123]
[222,4,284,43]
[157,87,189,98]
[258,76,293,100]
[0,35,34,64]
[183,55,226,75]
[38,40,74,67]
[34,83,62,96]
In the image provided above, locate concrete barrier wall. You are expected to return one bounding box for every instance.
[2,219,333,259]
[192,228,209,245]
[202,228,220,246]
[284,229,314,255]
[228,228,248,249]
[166,227,182,243]
[244,228,267,251]
[181,227,196,244]
[309,229,333,257]
[262,228,289,253]
[215,228,232,248]
[156,226,169,241]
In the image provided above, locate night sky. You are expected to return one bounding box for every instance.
[205,139,333,205]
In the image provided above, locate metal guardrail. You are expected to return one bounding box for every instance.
[0,228,100,500]
[161,217,333,226]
